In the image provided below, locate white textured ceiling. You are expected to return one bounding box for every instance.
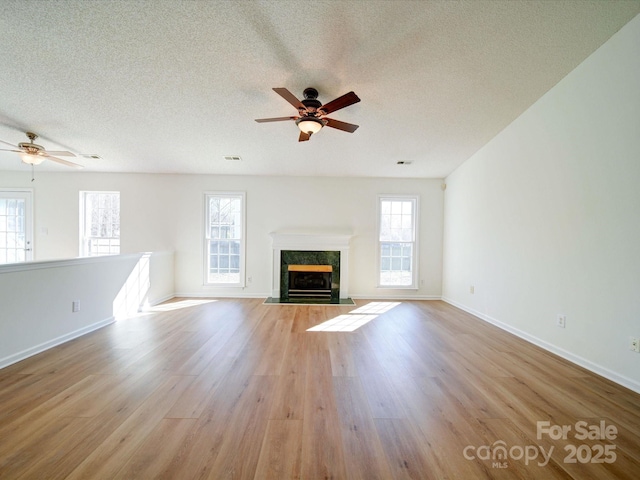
[1,0,638,178]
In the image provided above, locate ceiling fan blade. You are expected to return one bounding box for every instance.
[0,139,20,149]
[298,131,311,142]
[319,91,360,115]
[273,88,305,110]
[45,154,84,169]
[255,116,297,123]
[44,150,76,157]
[0,148,22,153]
[324,118,359,133]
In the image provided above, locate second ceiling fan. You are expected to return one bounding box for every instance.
[255,87,360,142]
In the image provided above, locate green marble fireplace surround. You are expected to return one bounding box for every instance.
[280,250,340,302]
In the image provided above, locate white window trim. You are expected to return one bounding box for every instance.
[79,191,120,257]
[203,191,246,287]
[376,194,419,289]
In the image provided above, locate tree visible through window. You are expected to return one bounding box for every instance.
[378,196,418,288]
[80,191,120,256]
[205,192,245,285]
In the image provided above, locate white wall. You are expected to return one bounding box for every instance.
[170,175,443,299]
[0,172,444,299]
[442,15,640,392]
[0,255,140,368]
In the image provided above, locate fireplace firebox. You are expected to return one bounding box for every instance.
[288,265,332,298]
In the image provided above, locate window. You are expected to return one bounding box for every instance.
[378,195,418,288]
[80,191,120,256]
[205,192,245,286]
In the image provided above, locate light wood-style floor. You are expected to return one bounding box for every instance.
[1,298,639,479]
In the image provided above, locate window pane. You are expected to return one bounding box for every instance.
[391,257,401,270]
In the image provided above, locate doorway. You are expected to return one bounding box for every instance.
[0,189,33,264]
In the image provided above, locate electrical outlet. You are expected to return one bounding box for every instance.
[470,285,475,294]
[72,301,80,313]
[557,315,566,328]
[630,337,640,353]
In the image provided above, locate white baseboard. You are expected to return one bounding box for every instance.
[173,292,442,301]
[174,292,271,299]
[351,294,442,301]
[442,297,640,395]
[0,316,115,370]
[147,293,176,307]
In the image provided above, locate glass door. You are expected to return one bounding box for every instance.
[0,190,33,264]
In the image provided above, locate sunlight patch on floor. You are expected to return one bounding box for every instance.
[148,298,218,312]
[307,314,378,332]
[307,301,401,332]
[349,301,401,314]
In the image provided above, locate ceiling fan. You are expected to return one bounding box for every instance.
[0,131,83,168]
[255,87,360,142]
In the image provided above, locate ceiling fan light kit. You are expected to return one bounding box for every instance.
[256,87,360,142]
[296,116,324,135]
[19,152,45,165]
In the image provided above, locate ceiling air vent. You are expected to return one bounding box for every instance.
[396,160,412,165]
[224,155,242,161]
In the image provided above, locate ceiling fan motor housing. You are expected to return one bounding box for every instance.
[18,142,45,154]
[301,87,322,112]
[18,133,44,154]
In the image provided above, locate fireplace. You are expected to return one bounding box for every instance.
[270,232,352,302]
[288,265,332,298]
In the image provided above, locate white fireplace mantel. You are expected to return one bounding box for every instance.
[270,232,352,299]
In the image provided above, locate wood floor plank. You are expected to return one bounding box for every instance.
[374,418,443,479]
[254,419,303,479]
[361,315,437,378]
[327,333,358,377]
[268,332,308,420]
[300,331,349,480]
[205,375,278,479]
[112,418,198,479]
[0,298,638,479]
[351,332,406,419]
[333,376,394,479]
